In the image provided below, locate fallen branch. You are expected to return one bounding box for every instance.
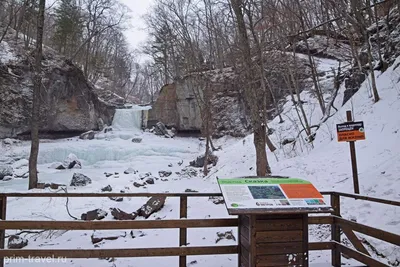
[62,188,79,220]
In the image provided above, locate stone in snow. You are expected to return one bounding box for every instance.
[101,185,112,192]
[2,176,12,181]
[110,208,137,220]
[145,177,155,184]
[79,130,96,140]
[124,167,135,174]
[8,235,28,249]
[63,153,82,169]
[81,209,108,221]
[104,172,113,177]
[137,196,166,219]
[215,230,236,243]
[131,137,142,143]
[133,182,145,188]
[70,173,92,186]
[0,165,13,180]
[91,230,126,244]
[109,196,123,202]
[159,171,172,177]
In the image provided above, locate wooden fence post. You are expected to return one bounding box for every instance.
[179,196,188,267]
[0,196,7,267]
[346,110,360,194]
[331,193,341,267]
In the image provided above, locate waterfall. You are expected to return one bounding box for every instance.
[111,105,151,131]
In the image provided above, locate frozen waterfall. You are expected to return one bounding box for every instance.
[112,106,150,131]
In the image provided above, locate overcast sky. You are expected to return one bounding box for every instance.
[118,0,153,56]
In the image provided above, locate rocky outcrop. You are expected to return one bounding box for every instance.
[0,28,116,139]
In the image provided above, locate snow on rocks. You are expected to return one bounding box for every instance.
[0,165,13,180]
[132,137,142,143]
[110,208,137,220]
[81,209,108,221]
[8,235,28,249]
[79,130,96,140]
[52,153,82,170]
[109,196,123,202]
[91,230,127,244]
[124,167,137,174]
[12,159,28,169]
[70,173,92,186]
[137,196,166,219]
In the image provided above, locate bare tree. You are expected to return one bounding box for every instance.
[29,0,46,190]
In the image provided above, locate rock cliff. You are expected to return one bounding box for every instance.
[0,28,116,139]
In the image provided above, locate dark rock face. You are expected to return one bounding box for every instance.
[0,29,115,139]
[8,235,28,249]
[101,185,112,192]
[70,173,92,186]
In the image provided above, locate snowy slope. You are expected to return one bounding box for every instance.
[209,56,400,265]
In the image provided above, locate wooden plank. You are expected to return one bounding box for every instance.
[240,215,250,226]
[238,213,242,267]
[250,216,256,267]
[256,230,303,243]
[255,219,303,231]
[240,224,250,241]
[308,216,333,225]
[0,218,238,230]
[240,255,250,267]
[179,196,188,267]
[302,213,309,267]
[331,193,341,267]
[256,242,303,255]
[336,243,388,267]
[341,225,370,256]
[0,246,239,258]
[228,207,332,215]
[0,196,6,267]
[0,192,223,198]
[335,216,400,246]
[334,192,400,207]
[256,254,303,267]
[309,242,334,250]
[240,245,250,263]
[241,233,251,250]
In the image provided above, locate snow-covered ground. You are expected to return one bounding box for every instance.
[0,55,399,266]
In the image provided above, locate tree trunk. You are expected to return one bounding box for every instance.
[29,0,46,190]
[230,0,270,176]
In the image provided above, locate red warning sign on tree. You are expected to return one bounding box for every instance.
[336,121,366,142]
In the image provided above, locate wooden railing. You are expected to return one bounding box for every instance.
[0,191,398,267]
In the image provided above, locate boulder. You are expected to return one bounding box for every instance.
[2,176,13,181]
[159,171,172,177]
[8,235,28,249]
[13,169,28,179]
[104,172,113,177]
[145,177,155,185]
[91,230,126,244]
[131,138,142,143]
[110,208,137,220]
[70,173,92,186]
[109,196,123,202]
[189,153,218,168]
[0,165,13,180]
[79,130,96,140]
[101,185,112,192]
[137,196,166,219]
[124,167,136,174]
[63,153,82,169]
[81,209,108,221]
[209,196,225,205]
[215,230,236,243]
[133,182,145,188]
[12,159,29,169]
[154,122,170,136]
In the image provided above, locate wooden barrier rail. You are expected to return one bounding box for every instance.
[0,191,398,267]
